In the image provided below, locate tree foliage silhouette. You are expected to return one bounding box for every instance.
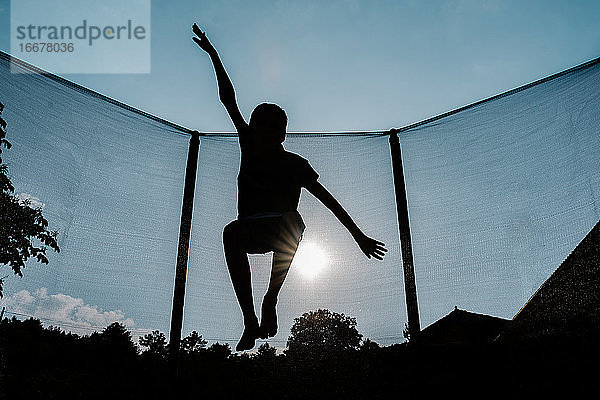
[0,101,59,297]
[137,329,212,362]
[206,342,233,361]
[286,309,363,359]
[180,330,208,354]
[255,342,277,360]
[87,321,138,367]
[139,329,168,359]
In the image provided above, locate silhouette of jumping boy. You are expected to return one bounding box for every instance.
[192,24,388,351]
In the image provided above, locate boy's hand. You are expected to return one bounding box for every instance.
[355,233,387,260]
[192,23,216,55]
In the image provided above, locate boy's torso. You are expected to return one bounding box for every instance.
[237,135,318,219]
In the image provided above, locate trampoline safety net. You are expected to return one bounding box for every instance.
[1,51,599,348]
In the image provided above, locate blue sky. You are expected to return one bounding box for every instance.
[1,1,600,348]
[1,0,599,132]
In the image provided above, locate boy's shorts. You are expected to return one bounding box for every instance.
[237,211,305,255]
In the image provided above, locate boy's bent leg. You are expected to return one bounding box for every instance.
[260,212,305,338]
[223,221,259,350]
[260,251,296,339]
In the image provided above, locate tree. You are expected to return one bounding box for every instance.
[139,330,168,359]
[360,338,380,353]
[0,101,60,297]
[101,322,137,353]
[180,330,208,355]
[254,342,277,362]
[205,342,232,361]
[87,322,138,366]
[286,309,363,359]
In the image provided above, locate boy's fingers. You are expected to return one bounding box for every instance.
[371,242,386,250]
[192,23,203,34]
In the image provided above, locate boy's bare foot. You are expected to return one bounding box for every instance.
[259,300,278,339]
[236,322,260,352]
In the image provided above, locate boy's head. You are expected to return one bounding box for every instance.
[249,103,287,145]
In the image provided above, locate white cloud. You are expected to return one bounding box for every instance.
[16,193,45,209]
[0,288,135,337]
[9,289,36,305]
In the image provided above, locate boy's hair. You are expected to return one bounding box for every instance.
[249,103,287,138]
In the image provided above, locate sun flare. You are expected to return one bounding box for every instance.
[292,242,329,279]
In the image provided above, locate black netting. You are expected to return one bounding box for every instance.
[1,51,599,348]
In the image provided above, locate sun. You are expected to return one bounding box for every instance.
[292,242,329,279]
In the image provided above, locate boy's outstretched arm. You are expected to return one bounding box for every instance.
[192,24,248,133]
[305,181,388,260]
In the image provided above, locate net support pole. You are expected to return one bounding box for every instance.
[389,130,421,341]
[169,131,200,375]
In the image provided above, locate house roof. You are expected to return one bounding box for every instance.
[499,219,600,342]
[419,307,509,345]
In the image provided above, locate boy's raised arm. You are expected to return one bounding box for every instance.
[305,181,388,260]
[192,24,248,134]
